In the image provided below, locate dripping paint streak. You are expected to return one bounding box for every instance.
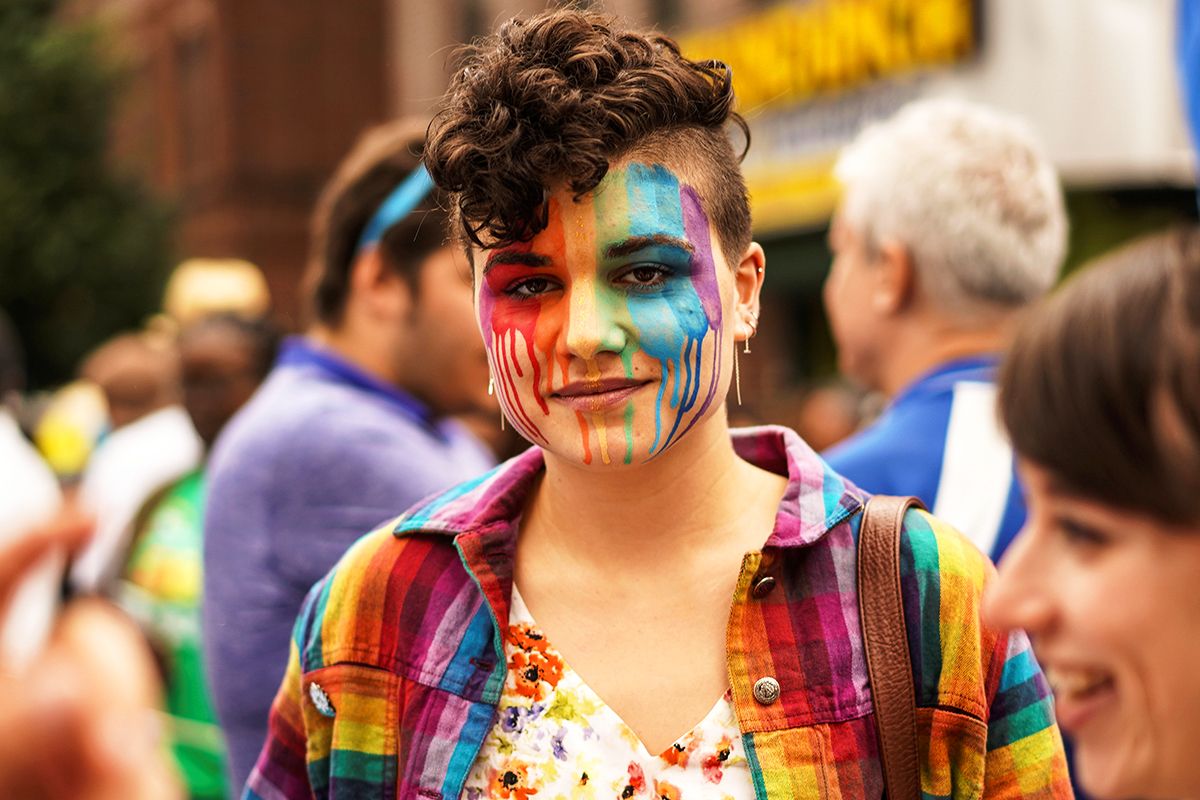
[575,411,592,465]
[593,411,611,465]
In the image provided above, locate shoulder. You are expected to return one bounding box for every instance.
[824,419,904,477]
[291,521,469,674]
[890,508,1066,785]
[207,370,309,469]
[90,406,201,473]
[392,448,540,535]
[899,507,991,591]
[290,453,538,672]
[829,381,951,453]
[895,508,1002,716]
[826,411,946,498]
[209,368,427,482]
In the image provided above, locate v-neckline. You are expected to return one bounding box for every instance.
[508,583,733,761]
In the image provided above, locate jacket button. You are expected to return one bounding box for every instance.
[751,575,776,598]
[753,676,781,705]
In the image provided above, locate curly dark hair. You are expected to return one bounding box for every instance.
[425,8,751,264]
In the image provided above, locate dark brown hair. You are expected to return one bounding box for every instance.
[308,119,449,326]
[999,226,1200,525]
[425,8,751,264]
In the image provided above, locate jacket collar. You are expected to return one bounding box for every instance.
[393,425,863,550]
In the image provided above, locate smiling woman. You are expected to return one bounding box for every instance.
[986,227,1200,800]
[245,8,1072,800]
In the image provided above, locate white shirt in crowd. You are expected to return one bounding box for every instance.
[70,404,203,593]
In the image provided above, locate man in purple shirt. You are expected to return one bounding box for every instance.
[202,119,496,792]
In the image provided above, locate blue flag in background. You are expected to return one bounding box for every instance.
[1179,0,1200,203]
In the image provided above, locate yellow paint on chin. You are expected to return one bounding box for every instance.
[593,413,611,465]
[585,358,611,465]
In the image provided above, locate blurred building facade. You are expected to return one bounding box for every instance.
[74,0,778,326]
[78,0,1196,429]
[71,0,391,326]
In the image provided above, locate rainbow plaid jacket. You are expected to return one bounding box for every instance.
[245,426,1071,800]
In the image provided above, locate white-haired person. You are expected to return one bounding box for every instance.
[984,227,1200,799]
[823,98,1067,564]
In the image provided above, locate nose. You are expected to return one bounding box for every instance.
[563,280,628,359]
[982,527,1056,637]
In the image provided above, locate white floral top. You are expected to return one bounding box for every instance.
[462,587,755,800]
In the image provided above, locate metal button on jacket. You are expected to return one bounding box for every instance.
[753,676,781,705]
[751,575,777,599]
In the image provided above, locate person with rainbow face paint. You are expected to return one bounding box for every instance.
[476,160,737,466]
[246,10,1072,800]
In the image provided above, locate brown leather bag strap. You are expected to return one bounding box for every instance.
[858,495,925,799]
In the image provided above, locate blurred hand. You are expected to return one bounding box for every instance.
[0,515,182,799]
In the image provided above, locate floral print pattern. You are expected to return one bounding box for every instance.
[463,588,753,800]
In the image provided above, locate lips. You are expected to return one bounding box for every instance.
[551,377,649,412]
[1044,665,1115,733]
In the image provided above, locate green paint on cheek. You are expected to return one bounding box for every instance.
[623,402,634,465]
[620,348,635,464]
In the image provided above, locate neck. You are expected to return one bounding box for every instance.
[524,411,780,571]
[876,315,1012,398]
[308,322,399,388]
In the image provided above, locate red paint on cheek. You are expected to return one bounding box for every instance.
[477,205,570,441]
[487,284,553,420]
[477,267,541,441]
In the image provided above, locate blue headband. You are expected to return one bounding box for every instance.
[355,163,436,252]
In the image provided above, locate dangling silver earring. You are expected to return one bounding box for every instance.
[487,375,505,429]
[734,341,743,406]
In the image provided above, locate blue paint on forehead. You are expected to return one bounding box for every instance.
[623,163,687,239]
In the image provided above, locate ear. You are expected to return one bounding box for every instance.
[733,242,766,346]
[349,248,412,320]
[871,240,915,315]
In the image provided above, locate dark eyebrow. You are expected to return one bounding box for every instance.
[605,234,694,260]
[482,250,552,274]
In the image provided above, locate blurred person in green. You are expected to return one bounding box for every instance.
[116,312,278,800]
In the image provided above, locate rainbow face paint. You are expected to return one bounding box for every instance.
[475,163,730,466]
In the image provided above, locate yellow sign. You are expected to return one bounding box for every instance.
[743,154,842,233]
[678,0,978,234]
[679,0,976,114]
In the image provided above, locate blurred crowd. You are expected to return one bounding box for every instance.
[0,5,1198,800]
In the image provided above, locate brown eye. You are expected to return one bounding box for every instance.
[616,264,671,291]
[507,276,558,298]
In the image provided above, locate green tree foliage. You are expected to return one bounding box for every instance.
[0,0,173,389]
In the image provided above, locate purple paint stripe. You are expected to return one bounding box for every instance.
[680,185,723,328]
